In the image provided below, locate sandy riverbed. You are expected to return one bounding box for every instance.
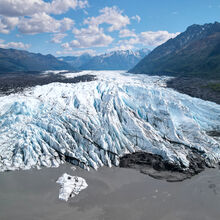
[0,164,219,220]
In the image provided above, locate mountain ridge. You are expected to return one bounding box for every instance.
[58,48,150,70]
[0,48,73,73]
[130,21,220,79]
[58,53,93,69]
[80,48,150,70]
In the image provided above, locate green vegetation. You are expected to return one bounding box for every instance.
[206,82,220,92]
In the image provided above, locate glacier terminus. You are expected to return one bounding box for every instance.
[0,70,220,174]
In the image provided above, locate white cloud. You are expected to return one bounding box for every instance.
[0,39,30,49]
[56,49,96,56]
[107,44,135,53]
[51,33,67,43]
[138,30,180,47]
[0,1,180,55]
[131,15,141,23]
[119,30,180,48]
[0,0,45,17]
[48,0,88,14]
[119,29,137,38]
[0,0,87,34]
[83,9,89,15]
[18,13,74,34]
[62,25,113,48]
[0,0,88,17]
[84,6,130,32]
[60,18,75,32]
[63,6,132,49]
[0,16,19,34]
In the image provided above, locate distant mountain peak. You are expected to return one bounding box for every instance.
[59,48,150,70]
[80,48,150,70]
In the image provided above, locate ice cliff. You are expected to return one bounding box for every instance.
[0,71,220,172]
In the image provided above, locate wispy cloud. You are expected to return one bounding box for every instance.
[56,49,96,56]
[51,33,67,44]
[119,29,137,38]
[0,39,30,49]
[131,15,141,23]
[117,30,180,49]
[172,11,179,15]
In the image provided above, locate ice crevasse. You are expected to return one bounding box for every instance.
[0,70,220,172]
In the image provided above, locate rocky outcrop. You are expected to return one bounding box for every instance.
[120,150,210,182]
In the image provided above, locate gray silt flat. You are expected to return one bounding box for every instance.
[0,164,219,220]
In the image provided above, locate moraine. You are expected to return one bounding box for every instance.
[0,70,220,174]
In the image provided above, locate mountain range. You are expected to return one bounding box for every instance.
[0,48,73,73]
[131,22,220,80]
[58,48,150,70]
[1,22,220,78]
[0,48,150,73]
[58,53,93,69]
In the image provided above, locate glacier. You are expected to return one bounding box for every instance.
[0,70,220,172]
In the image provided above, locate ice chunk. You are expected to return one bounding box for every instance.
[71,166,76,171]
[56,173,88,201]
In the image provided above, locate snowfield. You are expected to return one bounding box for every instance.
[0,70,220,172]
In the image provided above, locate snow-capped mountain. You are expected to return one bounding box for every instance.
[58,49,150,71]
[80,49,150,70]
[0,70,219,172]
[58,53,93,69]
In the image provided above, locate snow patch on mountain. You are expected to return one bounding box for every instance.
[79,49,150,70]
[0,71,219,172]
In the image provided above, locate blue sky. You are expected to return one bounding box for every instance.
[0,0,220,57]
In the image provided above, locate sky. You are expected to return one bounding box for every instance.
[0,0,220,57]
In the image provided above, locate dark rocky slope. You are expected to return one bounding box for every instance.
[130,22,220,103]
[166,77,220,104]
[130,22,220,79]
[120,150,211,182]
